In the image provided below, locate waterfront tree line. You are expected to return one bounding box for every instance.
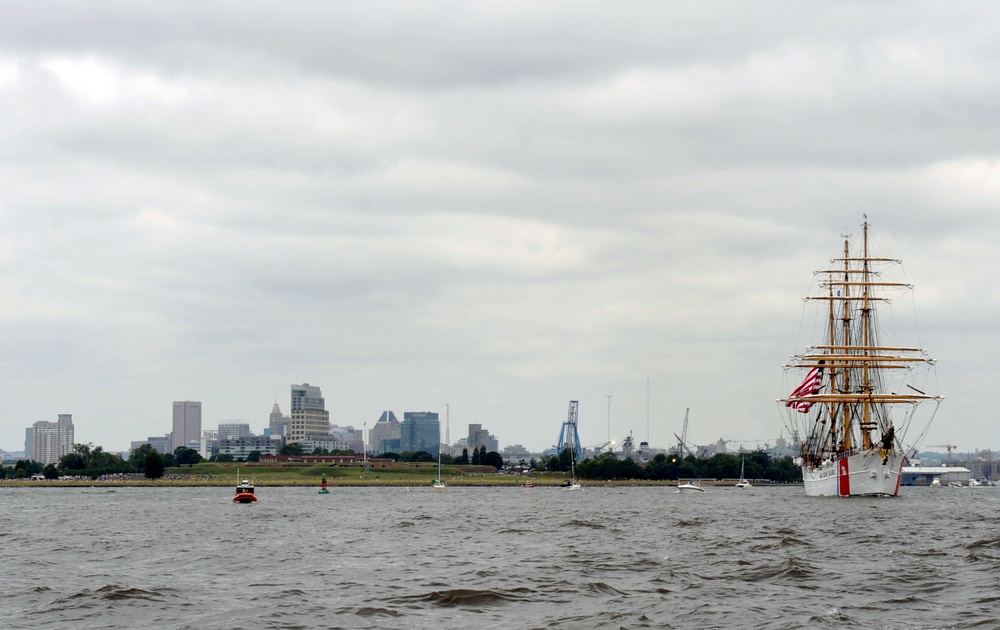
[0,443,205,480]
[1,443,801,483]
[541,449,802,483]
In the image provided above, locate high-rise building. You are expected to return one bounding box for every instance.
[217,434,279,459]
[130,434,172,455]
[217,422,251,440]
[288,383,329,443]
[172,401,202,452]
[31,414,75,464]
[369,411,400,455]
[468,423,492,451]
[269,403,289,439]
[400,411,440,456]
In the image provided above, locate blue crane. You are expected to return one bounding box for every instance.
[556,400,583,463]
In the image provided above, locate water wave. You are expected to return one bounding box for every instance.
[5,485,1000,629]
[388,586,536,607]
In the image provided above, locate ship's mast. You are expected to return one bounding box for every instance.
[826,266,837,455]
[861,221,874,450]
[841,234,853,452]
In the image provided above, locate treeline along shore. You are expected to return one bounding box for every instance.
[2,443,802,487]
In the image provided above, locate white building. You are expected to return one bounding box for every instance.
[217,435,279,459]
[288,384,329,443]
[32,414,75,465]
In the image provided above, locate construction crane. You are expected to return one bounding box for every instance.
[929,444,958,461]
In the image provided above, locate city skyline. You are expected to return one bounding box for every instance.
[8,388,511,458]
[3,4,1000,456]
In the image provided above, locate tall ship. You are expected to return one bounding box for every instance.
[780,219,942,497]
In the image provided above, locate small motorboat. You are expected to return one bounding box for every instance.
[234,478,257,503]
[678,481,704,493]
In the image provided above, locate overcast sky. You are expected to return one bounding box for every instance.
[1,2,998,456]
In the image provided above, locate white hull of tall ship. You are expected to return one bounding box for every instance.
[801,451,903,497]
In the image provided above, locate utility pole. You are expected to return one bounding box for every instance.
[606,392,612,447]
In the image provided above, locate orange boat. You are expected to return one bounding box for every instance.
[233,478,257,503]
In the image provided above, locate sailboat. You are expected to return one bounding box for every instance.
[735,456,751,489]
[566,446,581,491]
[780,219,942,497]
[432,448,446,491]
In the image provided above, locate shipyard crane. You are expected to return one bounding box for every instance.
[587,440,614,454]
[929,444,958,461]
[556,400,583,463]
[673,433,693,459]
[674,408,691,458]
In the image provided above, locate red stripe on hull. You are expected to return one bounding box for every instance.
[838,457,851,496]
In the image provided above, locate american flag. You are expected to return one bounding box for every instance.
[786,363,824,413]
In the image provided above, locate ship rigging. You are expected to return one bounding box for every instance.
[779,219,943,497]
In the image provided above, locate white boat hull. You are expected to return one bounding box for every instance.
[801,451,903,497]
[678,483,704,493]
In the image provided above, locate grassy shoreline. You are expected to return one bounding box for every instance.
[1,461,802,488]
[1,477,801,488]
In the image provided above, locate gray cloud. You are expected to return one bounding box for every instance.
[0,2,997,455]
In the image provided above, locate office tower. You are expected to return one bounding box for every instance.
[217,422,251,440]
[268,403,289,438]
[288,383,329,443]
[31,414,75,464]
[468,423,492,452]
[172,401,202,452]
[369,411,400,455]
[400,411,440,456]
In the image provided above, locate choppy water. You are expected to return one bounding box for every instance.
[1,484,998,629]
